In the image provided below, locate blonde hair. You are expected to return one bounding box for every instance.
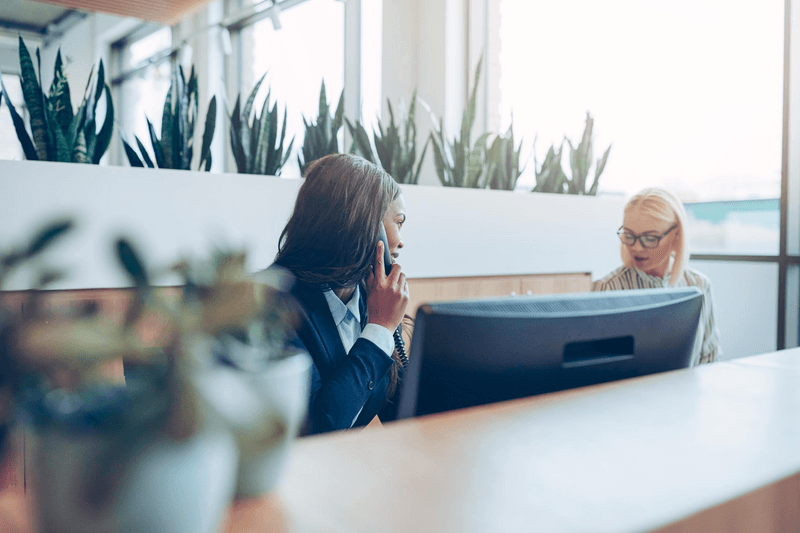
[621,187,689,284]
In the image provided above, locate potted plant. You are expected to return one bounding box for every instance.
[229,73,294,176]
[121,65,216,171]
[1,223,309,531]
[533,112,612,195]
[0,37,113,164]
[486,120,525,191]
[297,80,344,174]
[345,90,429,184]
[425,57,495,188]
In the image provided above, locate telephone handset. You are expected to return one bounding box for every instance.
[378,224,393,277]
[378,224,409,369]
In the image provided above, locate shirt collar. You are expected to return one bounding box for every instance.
[633,253,675,286]
[322,285,361,327]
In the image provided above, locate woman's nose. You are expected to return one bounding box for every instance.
[631,238,645,251]
[397,236,404,249]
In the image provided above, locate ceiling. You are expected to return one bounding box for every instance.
[0,0,76,37]
[0,0,214,34]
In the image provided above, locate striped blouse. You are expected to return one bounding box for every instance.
[591,265,722,366]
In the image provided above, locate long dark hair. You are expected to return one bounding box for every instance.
[276,153,404,396]
[276,153,400,288]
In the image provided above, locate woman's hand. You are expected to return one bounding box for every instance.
[366,241,409,332]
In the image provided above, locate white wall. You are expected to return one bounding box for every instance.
[0,160,624,290]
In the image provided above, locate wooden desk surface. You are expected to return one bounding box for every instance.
[3,350,800,532]
[227,348,800,533]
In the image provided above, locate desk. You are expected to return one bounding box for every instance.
[226,348,800,533]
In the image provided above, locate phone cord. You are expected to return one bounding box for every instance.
[393,328,409,368]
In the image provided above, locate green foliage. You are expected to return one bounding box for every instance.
[0,37,113,164]
[298,80,344,174]
[486,121,525,191]
[229,73,294,176]
[122,64,216,171]
[426,56,495,188]
[565,112,612,195]
[532,112,612,195]
[345,91,428,184]
[532,141,569,193]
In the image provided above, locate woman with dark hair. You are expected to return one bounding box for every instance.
[275,153,409,434]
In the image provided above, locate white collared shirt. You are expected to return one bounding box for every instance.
[322,285,394,426]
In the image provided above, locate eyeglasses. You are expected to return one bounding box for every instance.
[617,225,677,249]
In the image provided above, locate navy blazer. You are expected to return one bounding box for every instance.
[289,280,403,434]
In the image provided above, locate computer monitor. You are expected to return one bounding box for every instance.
[397,287,703,419]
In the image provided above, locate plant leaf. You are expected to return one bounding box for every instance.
[244,72,267,127]
[589,143,612,195]
[146,117,165,168]
[43,99,70,162]
[92,84,114,164]
[0,73,38,160]
[26,219,74,257]
[161,75,174,168]
[197,95,216,171]
[134,135,154,168]
[116,238,149,289]
[120,135,144,167]
[18,37,49,160]
[173,65,188,169]
[121,136,144,167]
[49,49,73,134]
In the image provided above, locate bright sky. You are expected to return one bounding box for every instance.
[498,0,784,201]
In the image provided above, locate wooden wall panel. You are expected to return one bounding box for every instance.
[519,273,592,296]
[407,273,591,316]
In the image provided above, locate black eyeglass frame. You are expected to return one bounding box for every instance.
[617,225,678,249]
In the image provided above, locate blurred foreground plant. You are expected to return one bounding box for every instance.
[1,222,298,511]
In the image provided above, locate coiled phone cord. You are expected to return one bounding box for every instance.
[394,328,408,368]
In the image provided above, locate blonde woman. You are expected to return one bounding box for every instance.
[592,187,721,365]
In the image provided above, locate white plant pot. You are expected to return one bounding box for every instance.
[27,403,239,533]
[196,350,312,498]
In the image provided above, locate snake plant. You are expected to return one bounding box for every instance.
[229,73,294,176]
[0,36,113,164]
[345,91,428,184]
[426,56,495,188]
[487,121,525,191]
[122,64,216,171]
[565,112,612,195]
[298,80,344,173]
[532,141,568,193]
[532,113,612,195]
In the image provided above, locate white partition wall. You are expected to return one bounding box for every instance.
[0,160,624,290]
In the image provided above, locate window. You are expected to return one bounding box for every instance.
[0,73,25,161]
[236,0,345,177]
[494,0,784,255]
